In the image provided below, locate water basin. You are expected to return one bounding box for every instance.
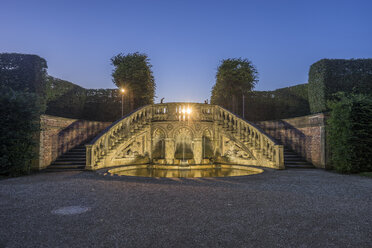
[108,164,263,178]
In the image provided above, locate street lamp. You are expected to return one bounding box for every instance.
[120,88,125,117]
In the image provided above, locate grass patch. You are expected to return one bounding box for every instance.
[359,172,372,178]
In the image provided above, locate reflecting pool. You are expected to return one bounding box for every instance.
[108,165,263,178]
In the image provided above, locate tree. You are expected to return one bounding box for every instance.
[211,58,258,115]
[111,52,155,112]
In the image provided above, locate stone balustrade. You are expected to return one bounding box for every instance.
[86,103,284,170]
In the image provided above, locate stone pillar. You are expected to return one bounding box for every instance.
[146,132,152,160]
[85,145,93,170]
[275,145,285,169]
[193,138,203,164]
[164,138,175,164]
[213,122,220,155]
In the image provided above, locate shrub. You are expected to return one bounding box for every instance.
[0,87,44,176]
[327,93,372,173]
[308,59,372,113]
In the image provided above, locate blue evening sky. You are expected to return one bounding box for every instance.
[1,0,371,102]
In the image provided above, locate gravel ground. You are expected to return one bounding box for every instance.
[0,168,371,248]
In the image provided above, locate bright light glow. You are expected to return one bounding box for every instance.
[187,108,192,114]
[182,109,186,114]
[120,88,125,93]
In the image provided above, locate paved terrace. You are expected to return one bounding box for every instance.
[0,169,371,248]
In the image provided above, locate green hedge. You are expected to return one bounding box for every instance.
[0,53,135,122]
[244,83,310,121]
[45,76,87,119]
[308,59,372,113]
[0,87,44,176]
[45,79,125,122]
[327,93,372,173]
[0,53,47,96]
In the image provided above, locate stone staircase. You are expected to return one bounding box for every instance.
[284,147,315,169]
[46,144,86,171]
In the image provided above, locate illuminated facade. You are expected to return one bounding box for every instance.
[86,103,284,170]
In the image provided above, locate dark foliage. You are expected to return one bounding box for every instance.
[0,87,44,176]
[0,53,47,96]
[111,52,155,111]
[82,89,123,122]
[45,76,87,119]
[308,59,372,113]
[327,93,372,173]
[45,77,124,122]
[211,58,258,114]
[244,83,310,121]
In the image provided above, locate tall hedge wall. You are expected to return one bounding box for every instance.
[308,59,372,113]
[327,93,372,173]
[244,83,310,121]
[0,86,44,176]
[45,77,124,121]
[0,53,47,95]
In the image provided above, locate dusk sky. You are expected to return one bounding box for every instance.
[1,0,371,102]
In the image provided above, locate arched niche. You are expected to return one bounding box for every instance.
[173,127,194,160]
[152,128,166,159]
[202,129,214,158]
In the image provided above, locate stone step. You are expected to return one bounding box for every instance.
[55,157,86,161]
[71,149,86,152]
[66,150,86,154]
[51,161,86,165]
[284,157,307,161]
[284,154,301,158]
[284,152,297,155]
[59,155,86,159]
[285,164,315,169]
[46,165,85,171]
[285,161,314,166]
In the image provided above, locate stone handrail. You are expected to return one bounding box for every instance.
[86,105,152,170]
[214,106,284,168]
[86,103,284,169]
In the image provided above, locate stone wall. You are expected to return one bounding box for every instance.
[34,115,111,170]
[256,113,327,168]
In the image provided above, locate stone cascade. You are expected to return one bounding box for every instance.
[86,103,284,170]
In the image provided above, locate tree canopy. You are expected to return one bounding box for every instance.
[111,52,155,111]
[211,58,258,115]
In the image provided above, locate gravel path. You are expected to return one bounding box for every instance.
[0,168,371,248]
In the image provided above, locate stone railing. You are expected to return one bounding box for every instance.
[86,105,153,170]
[86,103,284,169]
[214,106,284,169]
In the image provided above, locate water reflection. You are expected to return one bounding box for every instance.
[110,165,262,178]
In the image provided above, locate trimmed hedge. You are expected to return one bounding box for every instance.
[327,93,372,173]
[0,53,138,122]
[0,87,44,176]
[45,78,124,122]
[45,76,87,119]
[309,59,372,113]
[0,53,47,95]
[244,83,310,121]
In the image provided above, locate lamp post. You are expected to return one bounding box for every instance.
[242,93,245,119]
[120,88,125,117]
